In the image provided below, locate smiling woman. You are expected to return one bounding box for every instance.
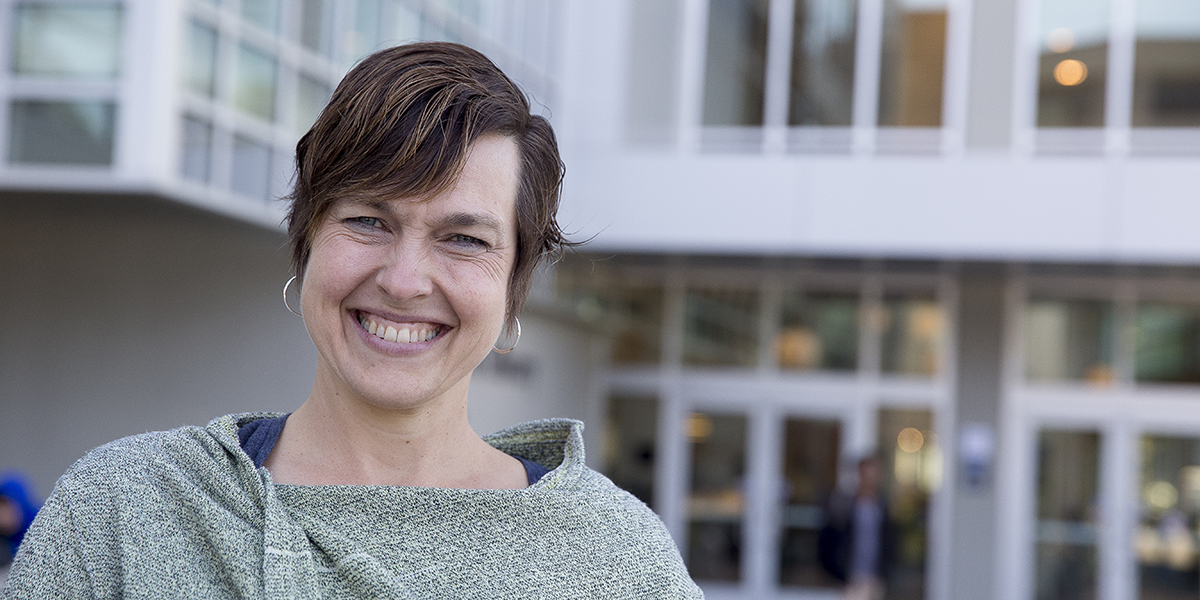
[1,43,703,599]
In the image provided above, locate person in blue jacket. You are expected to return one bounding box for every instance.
[0,473,39,567]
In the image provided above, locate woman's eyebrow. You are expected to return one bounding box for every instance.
[341,200,505,235]
[438,212,505,235]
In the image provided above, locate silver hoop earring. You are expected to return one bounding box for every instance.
[283,276,303,317]
[493,317,521,354]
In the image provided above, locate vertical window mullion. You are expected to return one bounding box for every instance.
[1098,422,1135,600]
[679,0,710,152]
[758,275,783,372]
[1012,0,1043,153]
[851,0,884,152]
[656,271,688,543]
[744,405,782,594]
[762,0,796,149]
[1104,0,1136,152]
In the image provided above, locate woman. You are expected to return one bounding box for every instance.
[3,43,702,598]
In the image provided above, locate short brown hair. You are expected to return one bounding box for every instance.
[286,42,571,330]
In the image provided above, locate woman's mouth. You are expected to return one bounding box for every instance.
[357,312,441,343]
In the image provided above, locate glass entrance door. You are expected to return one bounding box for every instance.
[687,411,748,582]
[778,416,842,588]
[1034,429,1101,600]
[1137,434,1200,599]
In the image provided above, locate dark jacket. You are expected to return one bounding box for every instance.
[817,491,895,583]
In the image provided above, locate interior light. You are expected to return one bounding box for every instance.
[1054,59,1087,86]
[1146,480,1179,511]
[687,413,714,441]
[1047,28,1075,53]
[898,427,925,453]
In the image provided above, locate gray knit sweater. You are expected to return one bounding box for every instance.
[2,414,703,599]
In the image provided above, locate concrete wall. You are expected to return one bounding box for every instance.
[0,193,315,497]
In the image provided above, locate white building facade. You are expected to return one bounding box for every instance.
[550,1,1200,600]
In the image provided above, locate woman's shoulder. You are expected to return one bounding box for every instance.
[54,413,269,496]
[62,426,205,482]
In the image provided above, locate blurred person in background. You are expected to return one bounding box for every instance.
[2,42,701,599]
[819,454,895,600]
[0,473,40,577]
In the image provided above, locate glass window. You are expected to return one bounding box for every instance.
[13,5,122,78]
[184,21,218,97]
[603,287,665,365]
[430,0,463,14]
[235,44,277,121]
[1037,0,1109,127]
[1137,435,1200,599]
[389,1,422,42]
[687,412,746,582]
[788,0,857,126]
[878,408,939,600]
[778,417,840,587]
[777,290,858,371]
[230,136,271,200]
[300,0,335,56]
[559,276,664,366]
[1035,429,1100,600]
[241,0,279,32]
[1132,0,1200,127]
[880,295,943,376]
[348,0,384,60]
[624,0,683,145]
[294,75,332,134]
[702,0,769,126]
[9,101,116,165]
[605,394,659,507]
[458,0,482,26]
[270,149,294,201]
[1136,303,1200,383]
[420,21,451,44]
[1025,299,1115,384]
[684,288,760,367]
[877,0,946,127]
[181,116,212,182]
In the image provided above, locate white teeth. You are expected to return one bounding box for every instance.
[361,314,438,344]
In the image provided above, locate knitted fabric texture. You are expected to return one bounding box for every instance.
[2,414,703,599]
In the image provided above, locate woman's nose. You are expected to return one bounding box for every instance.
[374,242,435,301]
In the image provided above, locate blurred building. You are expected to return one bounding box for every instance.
[549,1,1200,600]
[3,1,1200,599]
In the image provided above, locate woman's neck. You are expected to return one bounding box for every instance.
[263,374,527,489]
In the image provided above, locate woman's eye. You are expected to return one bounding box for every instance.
[350,216,382,228]
[450,234,489,248]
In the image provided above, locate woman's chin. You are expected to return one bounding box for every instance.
[337,368,475,416]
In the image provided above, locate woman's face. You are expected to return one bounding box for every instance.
[300,134,520,412]
[0,496,20,536]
